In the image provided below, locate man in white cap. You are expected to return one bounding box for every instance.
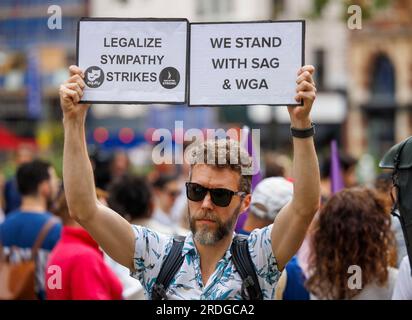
[240,177,311,300]
[240,177,294,235]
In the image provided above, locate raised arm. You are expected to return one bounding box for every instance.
[271,65,320,270]
[60,65,135,270]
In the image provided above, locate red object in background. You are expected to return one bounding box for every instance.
[93,127,109,144]
[118,127,135,144]
[0,126,36,150]
[46,226,123,300]
[144,128,156,143]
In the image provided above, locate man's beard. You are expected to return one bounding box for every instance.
[188,204,241,246]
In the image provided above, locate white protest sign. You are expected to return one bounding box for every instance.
[77,18,188,104]
[189,21,305,106]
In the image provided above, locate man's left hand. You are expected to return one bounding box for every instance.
[288,65,316,129]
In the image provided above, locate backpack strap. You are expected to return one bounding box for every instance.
[31,217,59,260]
[231,234,263,300]
[390,137,412,276]
[151,236,185,300]
[391,137,411,201]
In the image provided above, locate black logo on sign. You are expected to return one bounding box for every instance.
[159,67,180,89]
[85,66,104,88]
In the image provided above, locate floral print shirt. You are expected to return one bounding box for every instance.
[130,224,281,300]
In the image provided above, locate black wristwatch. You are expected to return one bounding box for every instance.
[290,122,316,138]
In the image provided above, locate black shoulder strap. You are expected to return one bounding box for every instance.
[391,138,412,276]
[231,234,263,300]
[390,137,409,220]
[151,236,185,300]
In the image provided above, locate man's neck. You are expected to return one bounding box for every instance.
[195,234,233,286]
[20,196,47,213]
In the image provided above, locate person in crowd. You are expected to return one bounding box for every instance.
[374,172,404,267]
[0,159,61,299]
[392,255,412,299]
[46,188,123,300]
[152,173,185,231]
[239,177,309,300]
[59,64,319,299]
[263,151,292,179]
[110,150,130,182]
[240,177,293,235]
[104,174,189,299]
[108,174,187,237]
[320,152,358,203]
[3,144,35,214]
[306,188,398,300]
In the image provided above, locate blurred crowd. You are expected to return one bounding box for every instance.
[0,141,410,300]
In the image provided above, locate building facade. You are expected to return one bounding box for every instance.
[347,0,412,158]
[0,1,88,147]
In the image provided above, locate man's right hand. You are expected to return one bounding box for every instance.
[59,65,91,121]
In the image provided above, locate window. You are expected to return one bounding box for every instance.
[196,0,233,19]
[272,0,285,17]
[370,54,396,104]
[313,48,325,91]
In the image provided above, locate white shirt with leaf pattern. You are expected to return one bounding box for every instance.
[130,223,281,300]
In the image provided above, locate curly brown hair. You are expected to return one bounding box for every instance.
[305,187,396,299]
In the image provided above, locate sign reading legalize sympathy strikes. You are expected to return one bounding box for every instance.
[189,21,305,106]
[77,18,188,104]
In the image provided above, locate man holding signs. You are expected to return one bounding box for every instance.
[59,59,319,299]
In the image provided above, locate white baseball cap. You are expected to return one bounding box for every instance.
[250,177,293,220]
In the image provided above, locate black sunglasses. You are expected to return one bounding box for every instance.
[185,182,246,207]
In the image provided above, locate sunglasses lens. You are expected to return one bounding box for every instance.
[210,189,233,207]
[186,183,207,202]
[186,183,235,207]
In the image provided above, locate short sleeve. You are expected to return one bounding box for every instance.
[247,224,281,294]
[129,225,173,294]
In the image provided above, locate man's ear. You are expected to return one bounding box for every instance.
[240,193,251,213]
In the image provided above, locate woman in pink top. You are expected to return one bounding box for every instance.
[46,190,123,300]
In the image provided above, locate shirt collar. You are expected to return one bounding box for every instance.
[181,232,197,256]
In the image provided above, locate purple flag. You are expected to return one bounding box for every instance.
[331,140,344,194]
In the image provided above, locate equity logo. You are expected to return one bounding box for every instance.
[85,66,105,88]
[159,67,180,89]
